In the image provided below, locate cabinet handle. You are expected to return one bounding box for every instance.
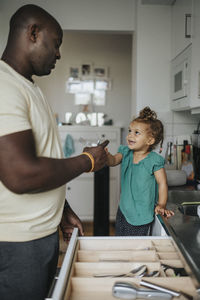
[67,187,71,190]
[185,13,191,38]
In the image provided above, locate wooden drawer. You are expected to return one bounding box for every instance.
[47,229,199,300]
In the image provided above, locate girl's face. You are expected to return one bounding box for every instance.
[126,121,155,151]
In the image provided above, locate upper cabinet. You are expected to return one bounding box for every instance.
[190,0,200,112]
[171,0,200,112]
[171,0,192,59]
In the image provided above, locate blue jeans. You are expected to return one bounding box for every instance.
[0,231,59,300]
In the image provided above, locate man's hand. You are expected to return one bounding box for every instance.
[83,140,109,172]
[60,202,84,242]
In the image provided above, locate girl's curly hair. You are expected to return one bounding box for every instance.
[133,106,164,151]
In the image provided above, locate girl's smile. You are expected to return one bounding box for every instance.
[126,121,154,152]
[127,139,136,146]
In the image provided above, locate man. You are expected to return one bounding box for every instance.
[0,4,108,300]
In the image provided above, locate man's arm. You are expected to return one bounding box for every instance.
[0,129,108,194]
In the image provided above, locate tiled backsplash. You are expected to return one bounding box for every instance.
[153,110,199,172]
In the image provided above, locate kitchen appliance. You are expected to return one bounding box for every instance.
[178,202,200,217]
[165,170,187,186]
[171,44,191,111]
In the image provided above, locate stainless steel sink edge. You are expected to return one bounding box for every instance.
[168,190,200,205]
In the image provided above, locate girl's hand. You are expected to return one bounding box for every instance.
[155,205,174,219]
[105,150,122,167]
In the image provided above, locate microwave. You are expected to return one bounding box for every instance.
[171,44,192,111]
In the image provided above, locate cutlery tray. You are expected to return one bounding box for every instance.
[48,229,199,300]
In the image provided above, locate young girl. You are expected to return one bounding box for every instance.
[107,107,174,236]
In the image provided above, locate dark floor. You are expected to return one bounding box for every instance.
[58,221,115,267]
[83,221,115,236]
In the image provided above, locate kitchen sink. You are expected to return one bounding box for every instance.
[168,190,200,217]
[178,203,200,217]
[168,190,200,205]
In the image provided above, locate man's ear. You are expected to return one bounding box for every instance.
[28,24,40,42]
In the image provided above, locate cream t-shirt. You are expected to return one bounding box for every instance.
[0,60,66,242]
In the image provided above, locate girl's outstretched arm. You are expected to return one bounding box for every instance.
[106,150,122,167]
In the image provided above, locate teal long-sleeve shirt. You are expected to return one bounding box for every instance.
[118,145,165,226]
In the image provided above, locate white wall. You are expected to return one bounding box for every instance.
[135,1,199,145]
[0,0,136,55]
[136,3,171,113]
[0,0,199,144]
[34,32,132,136]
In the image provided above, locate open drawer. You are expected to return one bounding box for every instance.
[47,229,199,300]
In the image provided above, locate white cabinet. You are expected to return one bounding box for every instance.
[190,0,200,111]
[171,0,192,59]
[171,0,200,111]
[58,125,121,221]
[66,175,94,220]
[151,215,168,237]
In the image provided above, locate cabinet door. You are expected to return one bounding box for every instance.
[190,0,200,110]
[66,174,94,221]
[171,0,192,58]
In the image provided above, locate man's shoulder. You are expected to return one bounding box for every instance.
[0,63,31,101]
[0,65,19,89]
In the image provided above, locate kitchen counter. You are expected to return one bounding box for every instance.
[163,190,200,287]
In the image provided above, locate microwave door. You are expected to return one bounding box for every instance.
[183,60,188,96]
[173,59,188,100]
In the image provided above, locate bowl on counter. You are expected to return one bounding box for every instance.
[165,169,187,186]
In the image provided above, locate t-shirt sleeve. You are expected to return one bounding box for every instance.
[118,144,125,154]
[118,145,129,156]
[0,79,31,136]
[152,153,165,173]
[143,152,165,174]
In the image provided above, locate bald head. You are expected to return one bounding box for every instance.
[2,4,63,81]
[9,4,62,40]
